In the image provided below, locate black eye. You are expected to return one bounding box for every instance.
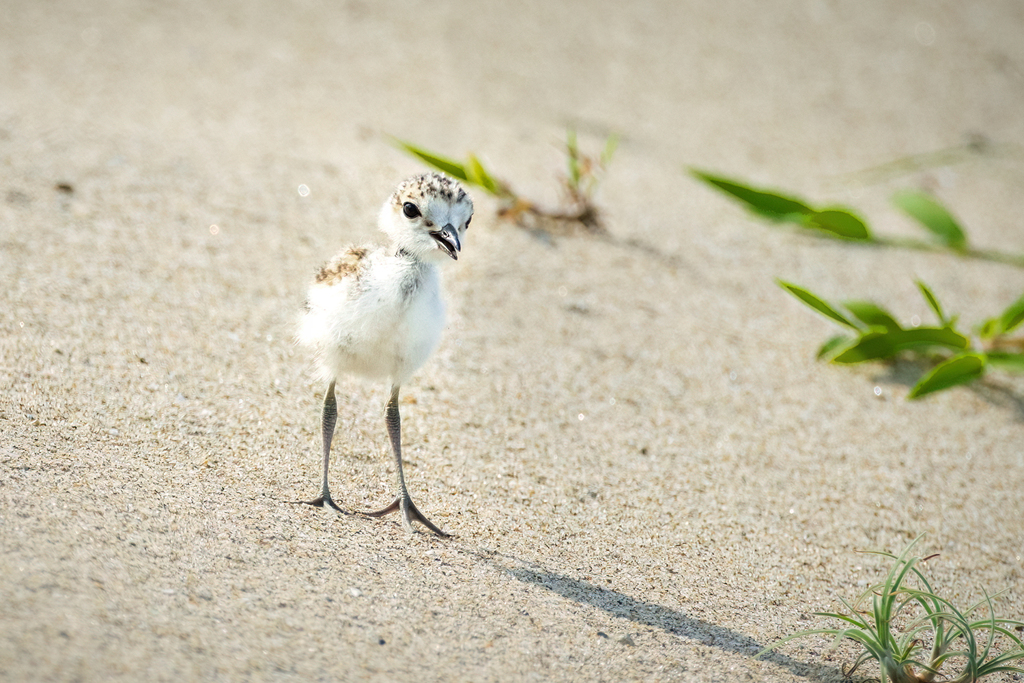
[402,202,420,219]
[465,215,472,229]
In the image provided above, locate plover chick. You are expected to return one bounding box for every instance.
[297,172,473,537]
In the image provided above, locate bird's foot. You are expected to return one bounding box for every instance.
[291,493,346,513]
[363,496,450,537]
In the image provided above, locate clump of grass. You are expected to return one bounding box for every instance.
[558,129,618,231]
[392,130,617,236]
[688,167,1024,398]
[759,536,1024,682]
[778,279,1024,398]
[689,169,1024,268]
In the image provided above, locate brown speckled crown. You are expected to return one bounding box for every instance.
[389,172,468,209]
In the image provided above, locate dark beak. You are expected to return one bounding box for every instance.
[430,224,461,260]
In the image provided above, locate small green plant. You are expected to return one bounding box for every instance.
[562,129,618,230]
[690,168,1024,397]
[759,536,1024,682]
[392,130,617,235]
[689,169,1024,268]
[778,280,1024,398]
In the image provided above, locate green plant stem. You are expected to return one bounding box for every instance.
[768,227,1024,269]
[826,138,1024,187]
[868,236,1024,267]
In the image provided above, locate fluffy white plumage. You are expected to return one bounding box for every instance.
[294,172,473,536]
[300,253,444,385]
[299,172,473,386]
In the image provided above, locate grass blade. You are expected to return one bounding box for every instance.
[916,280,947,325]
[803,208,871,241]
[814,611,871,630]
[817,334,853,359]
[978,316,1002,339]
[690,170,813,220]
[999,292,1024,333]
[908,352,986,399]
[777,280,858,328]
[466,154,500,195]
[893,190,967,250]
[842,301,902,331]
[755,628,849,659]
[392,139,470,181]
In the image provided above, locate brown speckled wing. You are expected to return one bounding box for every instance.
[314,246,369,286]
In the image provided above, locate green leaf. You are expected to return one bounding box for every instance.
[690,170,813,220]
[803,209,872,241]
[842,301,902,332]
[978,293,1024,338]
[977,317,1001,339]
[908,352,986,398]
[985,352,1024,372]
[817,334,853,359]
[466,154,500,195]
[999,292,1024,334]
[392,139,469,181]
[893,190,967,250]
[777,280,858,328]
[916,281,947,324]
[831,327,969,364]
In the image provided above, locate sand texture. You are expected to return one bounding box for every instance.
[3,1,1024,681]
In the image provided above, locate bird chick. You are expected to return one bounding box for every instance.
[297,173,473,537]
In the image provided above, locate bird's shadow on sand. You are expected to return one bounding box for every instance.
[465,548,847,682]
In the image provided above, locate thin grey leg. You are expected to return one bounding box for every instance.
[364,385,449,537]
[295,380,344,512]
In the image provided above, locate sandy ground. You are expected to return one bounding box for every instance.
[3,1,1024,681]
